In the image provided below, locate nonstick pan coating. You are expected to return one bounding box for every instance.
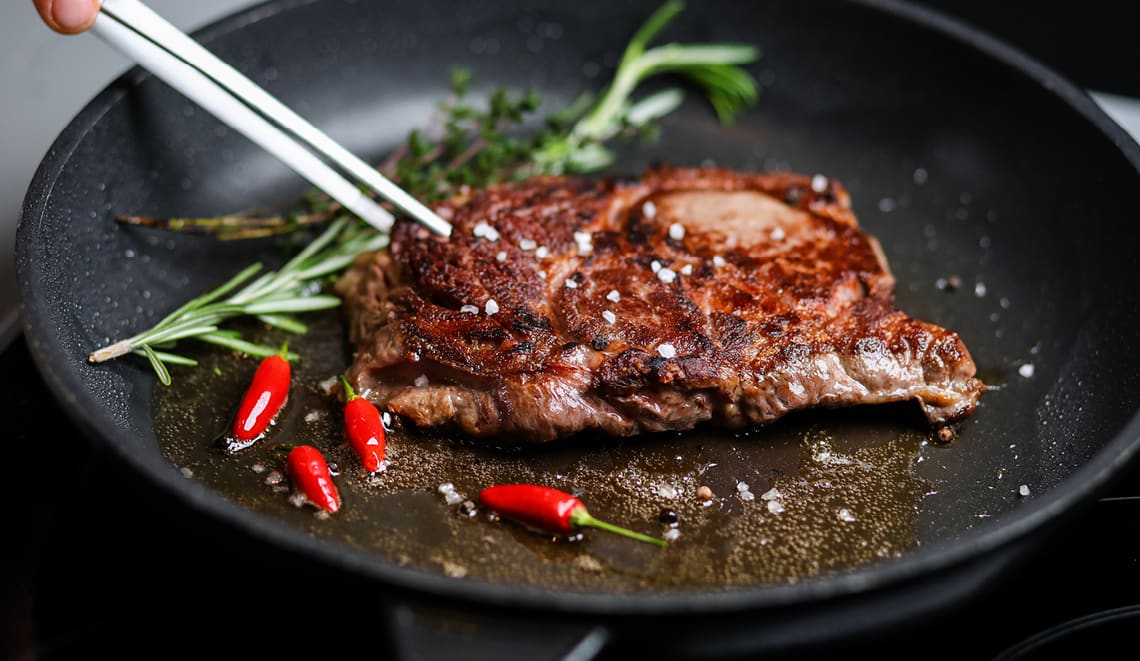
[17,0,1140,637]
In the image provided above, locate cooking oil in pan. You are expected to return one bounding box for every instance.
[155,312,930,592]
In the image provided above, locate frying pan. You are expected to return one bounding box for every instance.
[16,0,1140,657]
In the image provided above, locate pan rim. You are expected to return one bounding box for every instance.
[17,0,1140,617]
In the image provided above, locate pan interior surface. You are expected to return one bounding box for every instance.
[17,0,1140,611]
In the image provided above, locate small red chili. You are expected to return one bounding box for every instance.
[340,376,385,472]
[286,445,341,513]
[223,345,291,454]
[478,484,666,547]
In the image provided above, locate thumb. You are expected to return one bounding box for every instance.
[33,0,101,35]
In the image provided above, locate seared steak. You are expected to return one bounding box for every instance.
[336,166,984,442]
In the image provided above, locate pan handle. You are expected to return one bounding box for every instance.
[386,602,610,661]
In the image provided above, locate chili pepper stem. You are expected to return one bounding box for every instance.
[569,508,667,547]
[339,374,359,401]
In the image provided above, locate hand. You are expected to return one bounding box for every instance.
[33,0,100,35]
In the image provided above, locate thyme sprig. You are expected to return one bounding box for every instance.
[90,0,761,383]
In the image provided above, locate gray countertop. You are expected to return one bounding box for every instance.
[3,1,1139,351]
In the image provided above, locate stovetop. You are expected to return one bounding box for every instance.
[3,335,1139,661]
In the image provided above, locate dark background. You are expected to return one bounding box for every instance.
[917,0,1140,98]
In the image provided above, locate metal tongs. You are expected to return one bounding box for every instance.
[91,0,452,236]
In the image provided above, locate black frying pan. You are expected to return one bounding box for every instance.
[16,0,1140,657]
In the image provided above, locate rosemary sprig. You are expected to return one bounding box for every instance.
[88,217,387,384]
[91,0,761,384]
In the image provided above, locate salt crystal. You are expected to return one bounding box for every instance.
[485,299,500,314]
[251,463,267,474]
[680,264,693,275]
[657,484,678,499]
[442,562,468,578]
[811,174,828,193]
[975,282,987,297]
[838,508,856,522]
[180,467,194,479]
[319,375,339,392]
[460,304,479,314]
[414,374,429,387]
[304,410,322,423]
[519,238,537,251]
[770,227,786,241]
[642,200,657,219]
[606,290,621,302]
[760,487,781,501]
[736,481,750,493]
[713,256,726,267]
[651,260,662,273]
[535,246,549,259]
[657,343,677,358]
[767,500,785,515]
[668,223,685,240]
[1019,484,1031,497]
[602,310,616,325]
[496,251,507,262]
[574,231,592,244]
[472,221,500,241]
[664,528,681,542]
[564,279,578,289]
[1018,363,1035,378]
[444,491,464,506]
[657,268,677,284]
[740,491,755,502]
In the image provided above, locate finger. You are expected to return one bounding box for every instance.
[33,0,101,35]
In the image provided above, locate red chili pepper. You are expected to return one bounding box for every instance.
[223,346,291,453]
[478,484,666,547]
[286,445,341,513]
[340,376,385,472]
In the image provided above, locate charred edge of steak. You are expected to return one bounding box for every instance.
[336,166,984,442]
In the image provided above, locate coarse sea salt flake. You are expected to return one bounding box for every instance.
[658,484,678,499]
[811,174,828,193]
[472,221,499,241]
[460,304,479,314]
[680,264,693,275]
[767,500,785,514]
[1018,363,1035,378]
[643,200,657,219]
[1019,484,1031,497]
[713,256,726,267]
[770,227,786,241]
[736,481,750,493]
[664,528,681,541]
[535,246,549,258]
[657,268,677,284]
[602,310,616,325]
[761,487,781,501]
[838,508,856,522]
[414,374,430,387]
[519,238,537,251]
[657,343,677,358]
[606,290,620,302]
[485,299,500,314]
[496,251,507,261]
[564,279,578,289]
[651,260,662,273]
[668,223,685,240]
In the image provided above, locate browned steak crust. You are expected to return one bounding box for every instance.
[336,166,984,442]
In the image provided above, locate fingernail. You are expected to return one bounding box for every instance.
[52,0,98,33]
